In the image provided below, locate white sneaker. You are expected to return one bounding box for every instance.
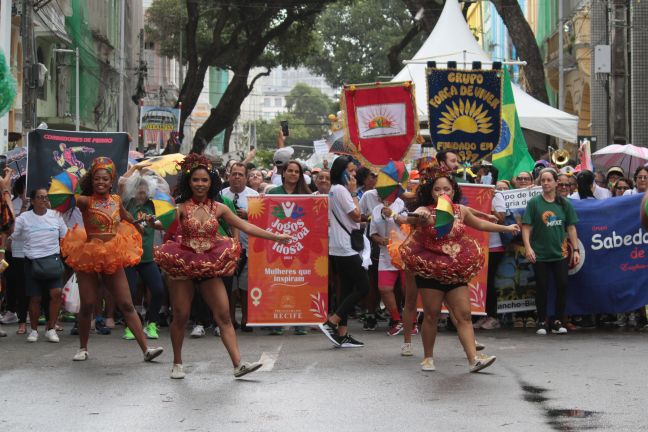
[0,311,18,324]
[470,354,496,373]
[234,361,263,378]
[45,329,60,343]
[190,324,205,338]
[144,347,164,362]
[170,364,186,379]
[481,317,501,330]
[73,349,89,361]
[401,342,413,357]
[26,330,38,342]
[473,316,488,329]
[536,327,547,335]
[475,340,486,351]
[420,357,436,371]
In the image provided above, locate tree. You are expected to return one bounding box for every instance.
[146,0,336,151]
[303,0,427,87]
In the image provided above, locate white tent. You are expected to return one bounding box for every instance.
[392,0,578,142]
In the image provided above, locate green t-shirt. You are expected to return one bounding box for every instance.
[128,200,155,263]
[267,185,287,194]
[522,194,578,262]
[218,196,237,236]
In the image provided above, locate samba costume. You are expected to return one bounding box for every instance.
[154,155,241,279]
[61,158,142,274]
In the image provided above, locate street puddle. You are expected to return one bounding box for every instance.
[520,381,602,431]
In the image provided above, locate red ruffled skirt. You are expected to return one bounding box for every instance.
[399,234,484,285]
[61,222,143,274]
[154,238,241,279]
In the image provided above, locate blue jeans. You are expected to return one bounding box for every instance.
[125,261,165,323]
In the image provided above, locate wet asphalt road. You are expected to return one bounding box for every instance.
[1,323,646,431]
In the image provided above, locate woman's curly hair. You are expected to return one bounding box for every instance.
[416,175,463,207]
[175,153,223,204]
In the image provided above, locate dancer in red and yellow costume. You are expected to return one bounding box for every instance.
[399,166,519,373]
[154,153,291,379]
[62,157,164,362]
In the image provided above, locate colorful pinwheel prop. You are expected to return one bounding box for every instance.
[375,160,409,202]
[435,194,454,238]
[48,171,80,213]
[151,191,176,229]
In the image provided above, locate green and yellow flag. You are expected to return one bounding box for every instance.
[491,69,535,181]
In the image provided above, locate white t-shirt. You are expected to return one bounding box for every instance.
[11,197,25,257]
[359,189,382,218]
[570,184,611,200]
[328,184,360,257]
[488,192,507,250]
[623,188,643,196]
[369,199,406,271]
[221,186,259,250]
[11,209,68,259]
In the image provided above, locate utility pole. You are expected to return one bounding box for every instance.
[118,0,125,131]
[21,0,36,133]
[178,30,183,92]
[557,0,564,148]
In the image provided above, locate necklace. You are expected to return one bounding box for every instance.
[93,194,113,210]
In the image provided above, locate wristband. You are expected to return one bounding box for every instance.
[350,192,358,197]
[573,249,580,253]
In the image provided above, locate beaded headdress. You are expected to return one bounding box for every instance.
[416,156,453,184]
[90,156,116,178]
[179,153,213,174]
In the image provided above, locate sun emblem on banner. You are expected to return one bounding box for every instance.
[357,103,407,139]
[437,100,493,135]
[247,198,265,220]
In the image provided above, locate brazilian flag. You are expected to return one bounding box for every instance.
[491,69,535,181]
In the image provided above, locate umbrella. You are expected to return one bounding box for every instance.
[375,160,409,202]
[48,171,80,213]
[592,144,648,176]
[3,147,27,178]
[129,150,144,159]
[151,191,176,229]
[136,153,185,190]
[435,194,454,238]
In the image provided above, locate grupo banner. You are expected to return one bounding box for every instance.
[27,129,129,191]
[562,194,648,315]
[139,106,181,152]
[494,187,541,313]
[426,69,502,164]
[247,195,329,326]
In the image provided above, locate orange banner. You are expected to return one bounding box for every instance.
[247,195,329,325]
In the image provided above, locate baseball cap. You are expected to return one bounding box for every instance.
[606,166,624,178]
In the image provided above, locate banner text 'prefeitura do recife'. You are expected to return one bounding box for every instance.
[247,195,329,326]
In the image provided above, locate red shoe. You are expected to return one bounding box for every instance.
[565,322,578,331]
[387,321,404,336]
[411,324,419,335]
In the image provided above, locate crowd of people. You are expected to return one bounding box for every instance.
[0,135,645,379]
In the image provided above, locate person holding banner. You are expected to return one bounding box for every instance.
[61,157,164,363]
[623,167,648,196]
[154,153,291,379]
[399,169,519,373]
[522,168,580,336]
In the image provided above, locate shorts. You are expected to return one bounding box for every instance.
[24,258,63,297]
[415,275,465,293]
[378,270,405,290]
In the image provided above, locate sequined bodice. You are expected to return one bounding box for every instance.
[83,194,121,235]
[180,200,223,253]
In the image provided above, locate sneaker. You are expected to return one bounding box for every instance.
[318,321,341,347]
[45,328,60,343]
[475,340,485,351]
[144,323,159,339]
[411,324,419,335]
[363,315,377,331]
[269,327,284,335]
[536,325,547,335]
[339,334,364,348]
[27,330,38,342]
[551,320,567,334]
[525,317,536,328]
[95,320,111,335]
[144,347,164,362]
[213,326,221,337]
[170,364,186,379]
[614,314,627,327]
[122,327,135,340]
[234,361,263,378]
[70,323,79,335]
[481,317,501,330]
[190,324,205,338]
[565,322,578,331]
[513,317,524,328]
[420,357,436,371]
[387,321,404,336]
[62,313,76,323]
[293,327,308,335]
[0,311,18,324]
[470,354,496,372]
[73,349,89,361]
[473,316,488,329]
[401,342,413,357]
[374,309,389,322]
[105,318,115,329]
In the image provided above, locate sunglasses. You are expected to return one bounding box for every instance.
[516,176,532,181]
[615,186,630,191]
[558,183,570,187]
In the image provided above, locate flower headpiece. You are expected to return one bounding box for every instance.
[179,153,213,174]
[415,156,453,184]
[90,156,116,178]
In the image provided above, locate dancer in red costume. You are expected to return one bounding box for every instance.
[400,167,519,373]
[62,157,164,362]
[155,154,291,379]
